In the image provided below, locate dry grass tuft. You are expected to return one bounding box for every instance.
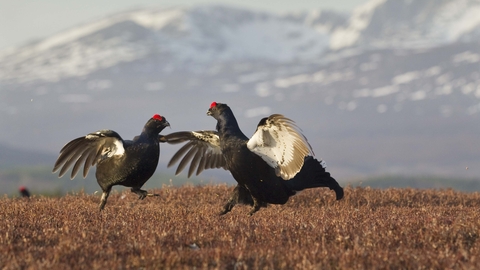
[1,185,480,269]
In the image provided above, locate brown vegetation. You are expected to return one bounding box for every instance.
[1,185,480,269]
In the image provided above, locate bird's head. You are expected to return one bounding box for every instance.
[207,101,228,119]
[146,114,170,133]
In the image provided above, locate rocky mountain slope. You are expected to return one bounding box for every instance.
[1,0,479,184]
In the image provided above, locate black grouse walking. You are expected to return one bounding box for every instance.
[53,114,170,210]
[165,102,343,215]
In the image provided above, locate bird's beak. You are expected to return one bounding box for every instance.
[207,109,212,116]
[165,121,171,128]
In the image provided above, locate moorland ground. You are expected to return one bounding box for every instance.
[1,185,479,269]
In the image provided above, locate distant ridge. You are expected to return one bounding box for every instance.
[0,144,57,169]
[0,1,479,180]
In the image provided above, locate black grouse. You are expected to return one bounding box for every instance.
[19,186,31,198]
[53,114,170,210]
[164,102,343,215]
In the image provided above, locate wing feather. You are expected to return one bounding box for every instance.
[164,131,226,177]
[196,153,208,175]
[52,130,125,179]
[59,147,88,178]
[53,137,84,172]
[70,148,90,179]
[84,146,100,177]
[247,114,313,180]
[176,145,198,176]
[189,147,204,178]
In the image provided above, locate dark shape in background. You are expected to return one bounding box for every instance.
[19,186,30,198]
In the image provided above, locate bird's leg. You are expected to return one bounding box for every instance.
[131,188,159,200]
[99,188,111,211]
[219,199,236,215]
[248,197,262,216]
[219,185,247,215]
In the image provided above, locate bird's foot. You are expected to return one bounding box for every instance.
[248,206,261,216]
[98,190,111,211]
[99,201,106,211]
[248,199,262,216]
[131,188,158,200]
[219,200,235,215]
[219,209,230,216]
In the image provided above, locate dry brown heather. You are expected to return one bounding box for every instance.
[1,185,480,269]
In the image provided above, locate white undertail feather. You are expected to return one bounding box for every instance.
[247,114,313,180]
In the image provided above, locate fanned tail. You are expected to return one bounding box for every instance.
[285,156,344,200]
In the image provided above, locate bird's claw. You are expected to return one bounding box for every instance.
[99,202,106,211]
[248,207,260,216]
[147,193,160,197]
[131,188,158,200]
[247,198,262,215]
[138,193,159,200]
[219,209,230,216]
[219,200,235,215]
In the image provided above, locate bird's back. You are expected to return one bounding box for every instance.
[96,138,160,190]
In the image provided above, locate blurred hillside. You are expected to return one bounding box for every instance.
[1,0,479,195]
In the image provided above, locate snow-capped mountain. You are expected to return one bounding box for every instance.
[0,5,334,83]
[3,0,480,83]
[330,0,480,49]
[1,0,480,180]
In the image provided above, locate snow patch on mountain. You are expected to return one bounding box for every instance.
[452,51,480,64]
[0,5,331,83]
[130,8,186,30]
[330,0,480,50]
[3,1,480,86]
[434,0,480,41]
[329,0,386,50]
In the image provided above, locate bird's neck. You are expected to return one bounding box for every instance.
[216,112,243,137]
[140,127,160,141]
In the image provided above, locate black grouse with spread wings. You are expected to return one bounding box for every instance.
[165,102,343,215]
[53,114,170,210]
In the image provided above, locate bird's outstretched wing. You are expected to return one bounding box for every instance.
[52,130,125,179]
[247,114,314,180]
[164,131,226,177]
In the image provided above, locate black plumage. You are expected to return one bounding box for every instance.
[53,114,170,210]
[165,102,343,215]
[19,186,30,198]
